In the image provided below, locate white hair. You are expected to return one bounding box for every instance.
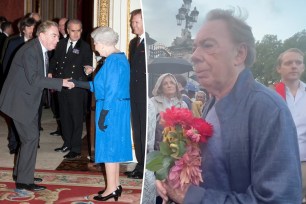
[91,26,119,46]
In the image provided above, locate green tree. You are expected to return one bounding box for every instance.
[252,35,283,85]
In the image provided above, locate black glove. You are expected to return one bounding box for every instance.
[98,110,109,131]
[68,79,90,89]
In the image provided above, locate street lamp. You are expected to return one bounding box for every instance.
[176,0,199,30]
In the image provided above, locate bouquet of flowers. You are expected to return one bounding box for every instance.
[146,106,213,189]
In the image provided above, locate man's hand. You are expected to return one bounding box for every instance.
[165,182,190,204]
[63,78,75,89]
[84,65,94,75]
[156,180,168,203]
[156,180,190,204]
[48,73,52,78]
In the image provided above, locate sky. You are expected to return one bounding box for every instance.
[142,0,306,46]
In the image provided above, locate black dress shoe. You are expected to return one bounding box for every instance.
[124,169,136,176]
[50,130,62,136]
[64,152,81,160]
[13,176,42,183]
[54,146,70,153]
[127,171,143,179]
[98,185,122,196]
[9,149,17,154]
[16,183,46,191]
[94,190,119,201]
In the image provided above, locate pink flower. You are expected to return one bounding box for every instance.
[186,128,202,142]
[168,145,203,189]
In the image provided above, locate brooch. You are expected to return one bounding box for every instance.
[72,49,80,54]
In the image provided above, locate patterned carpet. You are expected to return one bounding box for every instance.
[0,168,142,203]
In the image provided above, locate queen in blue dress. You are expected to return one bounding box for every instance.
[71,26,132,202]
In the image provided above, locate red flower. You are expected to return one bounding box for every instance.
[160,106,194,127]
[191,118,213,142]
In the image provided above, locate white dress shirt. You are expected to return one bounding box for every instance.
[286,81,306,161]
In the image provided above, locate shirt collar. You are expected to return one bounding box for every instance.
[138,33,145,42]
[39,41,48,53]
[68,39,77,47]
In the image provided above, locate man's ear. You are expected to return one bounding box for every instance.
[234,43,247,66]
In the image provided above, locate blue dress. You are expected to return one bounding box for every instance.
[89,52,132,163]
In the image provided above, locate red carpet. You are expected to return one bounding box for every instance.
[0,168,142,203]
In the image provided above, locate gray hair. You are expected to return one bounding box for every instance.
[36,20,58,36]
[91,26,119,46]
[206,8,256,67]
[67,19,82,29]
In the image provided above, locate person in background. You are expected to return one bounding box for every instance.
[156,8,302,204]
[125,8,146,180]
[0,21,13,57]
[150,73,188,151]
[191,90,206,117]
[70,26,132,202]
[50,19,92,160]
[275,48,306,202]
[58,17,68,39]
[0,20,74,192]
[174,74,192,110]
[0,21,13,91]
[26,12,41,23]
[0,16,8,33]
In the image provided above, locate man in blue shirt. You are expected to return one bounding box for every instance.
[156,9,302,204]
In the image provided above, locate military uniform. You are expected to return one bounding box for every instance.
[49,38,92,154]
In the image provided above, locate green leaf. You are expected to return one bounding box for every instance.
[155,166,170,180]
[163,156,175,168]
[160,142,172,155]
[177,140,186,157]
[156,156,175,180]
[146,151,164,172]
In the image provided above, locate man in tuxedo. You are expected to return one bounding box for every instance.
[0,20,74,191]
[50,19,92,160]
[126,9,146,179]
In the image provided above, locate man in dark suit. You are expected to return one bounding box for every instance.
[126,9,146,179]
[0,21,13,91]
[50,19,92,160]
[0,21,74,191]
[2,17,36,154]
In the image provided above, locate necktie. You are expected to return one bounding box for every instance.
[137,37,141,46]
[44,51,49,77]
[67,42,73,53]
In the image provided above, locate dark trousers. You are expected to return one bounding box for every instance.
[7,120,19,151]
[58,88,87,153]
[131,101,146,174]
[50,90,62,131]
[13,114,39,184]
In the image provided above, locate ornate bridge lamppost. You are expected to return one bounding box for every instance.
[175,0,199,39]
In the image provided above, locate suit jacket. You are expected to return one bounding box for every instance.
[129,36,146,103]
[0,38,63,124]
[49,38,92,81]
[2,36,25,75]
[0,33,8,60]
